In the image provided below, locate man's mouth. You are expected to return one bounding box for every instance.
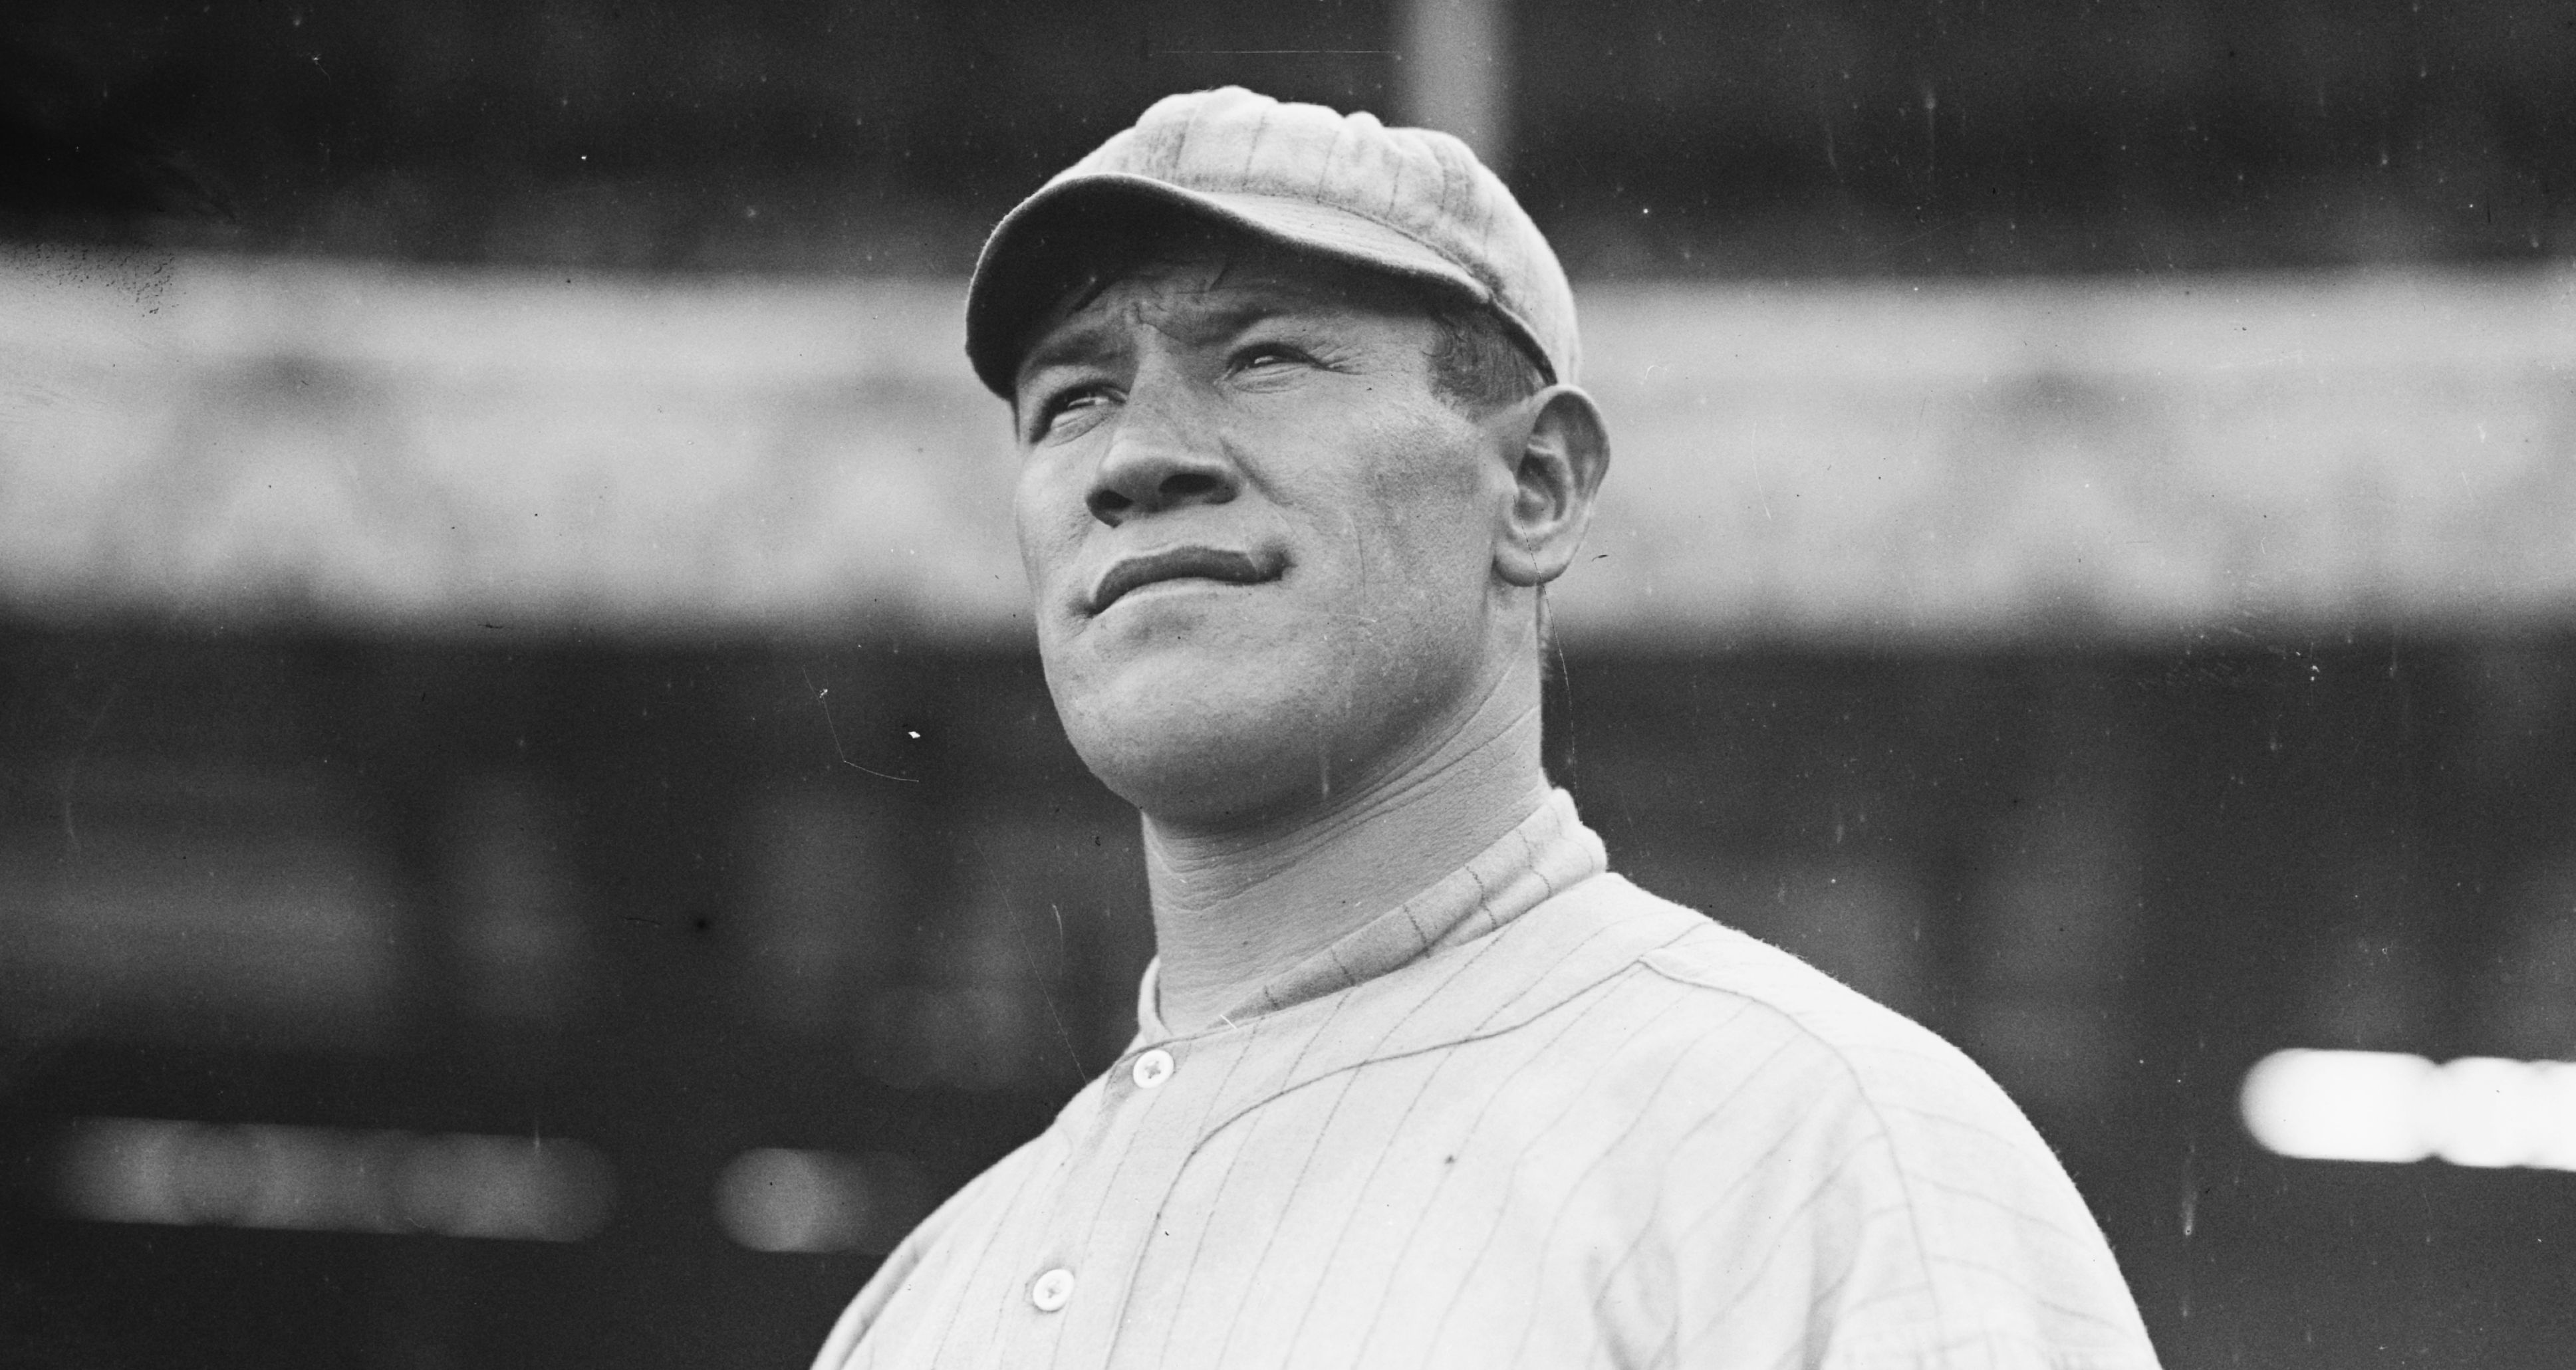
[1087,546,1285,614]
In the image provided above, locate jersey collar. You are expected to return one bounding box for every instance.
[1132,788,1609,1042]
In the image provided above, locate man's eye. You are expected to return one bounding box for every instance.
[1232,344,1309,373]
[1034,385,1114,437]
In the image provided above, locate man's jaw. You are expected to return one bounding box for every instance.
[1085,544,1288,616]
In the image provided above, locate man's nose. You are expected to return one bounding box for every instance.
[1084,382,1238,525]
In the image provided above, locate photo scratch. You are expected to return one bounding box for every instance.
[802,667,919,782]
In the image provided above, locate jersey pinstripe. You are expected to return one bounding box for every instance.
[813,793,2160,1369]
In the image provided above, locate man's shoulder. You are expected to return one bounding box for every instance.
[1543,870,2159,1368]
[1549,869,2063,1172]
[1563,871,1992,1082]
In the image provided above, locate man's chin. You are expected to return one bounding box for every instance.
[1083,751,1316,832]
[1055,682,1331,827]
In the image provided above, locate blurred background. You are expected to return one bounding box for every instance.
[3,1,2573,1366]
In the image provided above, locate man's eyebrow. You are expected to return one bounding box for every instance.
[1017,316,1120,383]
[1015,291,1315,386]
[1150,296,1302,344]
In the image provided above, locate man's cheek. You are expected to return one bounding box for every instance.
[1013,485,1083,595]
[1361,476,1489,588]
[1360,413,1486,518]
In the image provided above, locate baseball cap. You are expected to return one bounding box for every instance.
[964,86,1579,398]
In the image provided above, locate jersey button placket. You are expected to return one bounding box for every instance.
[1131,1048,1174,1089]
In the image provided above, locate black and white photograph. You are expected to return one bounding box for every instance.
[3,2,2572,1366]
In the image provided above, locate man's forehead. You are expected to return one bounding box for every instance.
[1015,238,1431,374]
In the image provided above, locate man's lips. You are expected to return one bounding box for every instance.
[1087,546,1285,614]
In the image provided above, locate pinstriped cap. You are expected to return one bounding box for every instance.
[965,86,1579,397]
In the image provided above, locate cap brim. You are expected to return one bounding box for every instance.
[965,173,1498,398]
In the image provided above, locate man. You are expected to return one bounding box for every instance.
[815,86,2159,1369]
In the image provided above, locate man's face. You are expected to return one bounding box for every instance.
[1011,235,1521,827]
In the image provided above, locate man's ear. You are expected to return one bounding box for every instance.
[1493,384,1610,588]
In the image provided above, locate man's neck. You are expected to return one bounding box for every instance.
[1139,673,1553,1035]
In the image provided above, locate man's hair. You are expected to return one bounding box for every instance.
[1419,300,1549,416]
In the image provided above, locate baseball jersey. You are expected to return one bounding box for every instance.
[813,791,2161,1369]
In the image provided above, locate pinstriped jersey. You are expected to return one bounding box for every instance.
[813,792,2160,1369]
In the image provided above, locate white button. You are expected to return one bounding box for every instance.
[1131,1048,1174,1089]
[1030,1267,1075,1312]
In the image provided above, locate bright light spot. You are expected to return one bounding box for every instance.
[395,1132,615,1239]
[2241,1050,2576,1171]
[2430,1057,2544,1168]
[54,1119,612,1240]
[713,1148,927,1254]
[2242,1050,2434,1163]
[715,1149,866,1252]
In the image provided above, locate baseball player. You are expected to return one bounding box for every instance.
[814,86,2160,1369]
